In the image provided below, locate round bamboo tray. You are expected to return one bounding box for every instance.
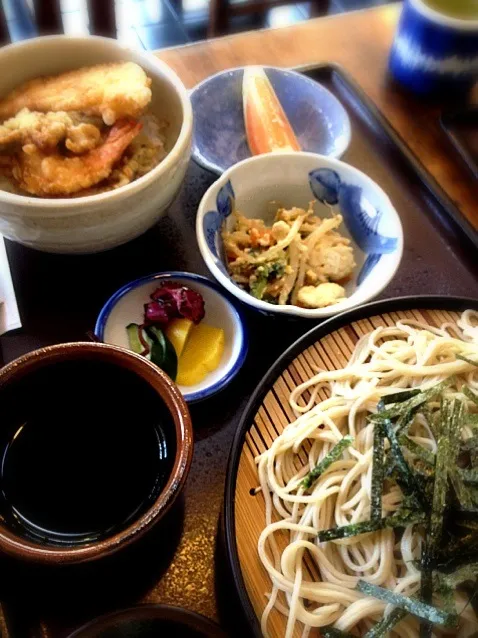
[224,296,478,637]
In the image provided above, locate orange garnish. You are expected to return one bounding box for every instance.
[243,66,301,156]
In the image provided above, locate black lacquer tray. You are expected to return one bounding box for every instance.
[1,64,477,638]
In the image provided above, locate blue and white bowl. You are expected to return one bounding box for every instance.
[95,272,248,403]
[190,66,351,175]
[389,0,478,95]
[196,153,403,319]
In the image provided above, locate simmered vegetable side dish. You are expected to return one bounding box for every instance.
[222,203,356,308]
[126,282,225,386]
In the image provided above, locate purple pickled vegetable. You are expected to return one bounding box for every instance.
[145,282,205,325]
[144,301,172,325]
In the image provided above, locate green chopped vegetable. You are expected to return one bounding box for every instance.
[301,435,354,490]
[318,508,425,542]
[249,261,285,300]
[356,581,458,628]
[371,421,384,521]
[146,325,178,381]
[364,608,407,638]
[126,323,145,354]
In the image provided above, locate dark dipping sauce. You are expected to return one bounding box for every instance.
[0,359,175,546]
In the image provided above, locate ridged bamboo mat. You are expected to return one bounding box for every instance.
[234,307,462,638]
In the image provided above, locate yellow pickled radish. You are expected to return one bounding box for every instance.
[164,318,194,358]
[176,323,225,386]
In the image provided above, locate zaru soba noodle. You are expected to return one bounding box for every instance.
[255,310,478,637]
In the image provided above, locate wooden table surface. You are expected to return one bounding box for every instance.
[157,2,478,231]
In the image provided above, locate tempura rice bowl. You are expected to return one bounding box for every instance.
[0,36,192,254]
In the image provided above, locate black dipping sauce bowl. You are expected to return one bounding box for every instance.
[68,605,227,638]
[0,342,193,565]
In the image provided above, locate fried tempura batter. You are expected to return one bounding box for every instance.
[0,62,152,125]
[0,108,102,153]
[12,119,142,196]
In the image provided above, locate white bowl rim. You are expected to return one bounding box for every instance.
[0,35,193,210]
[189,65,352,175]
[94,271,249,403]
[196,151,404,319]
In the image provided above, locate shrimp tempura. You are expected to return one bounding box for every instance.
[12,119,142,196]
[0,62,152,125]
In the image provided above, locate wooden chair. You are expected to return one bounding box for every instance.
[208,0,330,37]
[0,0,118,43]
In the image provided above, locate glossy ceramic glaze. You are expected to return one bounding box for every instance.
[389,0,478,94]
[0,342,193,564]
[95,272,248,402]
[190,66,351,174]
[197,152,403,319]
[0,36,193,254]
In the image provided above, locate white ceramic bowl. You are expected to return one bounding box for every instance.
[0,36,193,254]
[196,152,403,319]
[95,272,248,403]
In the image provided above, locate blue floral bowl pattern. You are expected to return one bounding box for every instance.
[309,168,398,285]
[190,66,351,175]
[196,152,403,319]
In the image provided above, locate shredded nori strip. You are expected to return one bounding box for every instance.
[321,628,356,638]
[369,380,452,423]
[461,436,478,467]
[457,354,478,367]
[435,574,456,615]
[399,434,435,466]
[380,407,427,509]
[464,386,478,406]
[301,435,354,489]
[371,420,385,521]
[460,468,478,484]
[318,509,425,542]
[426,399,453,564]
[364,608,407,638]
[356,581,458,628]
[419,564,433,638]
[382,388,421,405]
[396,405,421,435]
[451,469,474,509]
[442,562,478,586]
